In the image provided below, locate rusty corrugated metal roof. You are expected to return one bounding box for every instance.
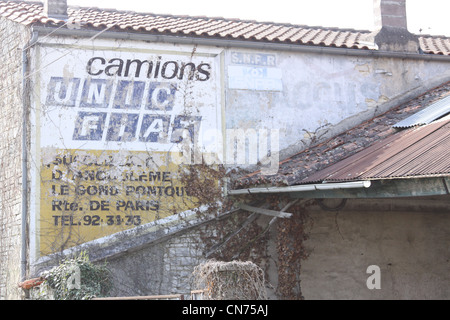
[1,0,450,55]
[300,118,450,184]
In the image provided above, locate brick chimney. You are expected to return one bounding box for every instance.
[366,0,420,53]
[44,0,68,20]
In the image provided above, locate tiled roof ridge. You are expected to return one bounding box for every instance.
[417,33,450,40]
[69,3,373,33]
[2,1,449,39]
[1,1,449,54]
[0,0,367,33]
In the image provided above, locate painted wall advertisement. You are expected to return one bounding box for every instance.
[33,43,222,258]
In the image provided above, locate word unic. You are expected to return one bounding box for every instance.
[46,76,201,144]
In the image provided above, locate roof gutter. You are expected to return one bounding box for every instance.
[31,25,450,62]
[228,180,371,195]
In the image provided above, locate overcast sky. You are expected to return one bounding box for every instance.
[66,0,449,36]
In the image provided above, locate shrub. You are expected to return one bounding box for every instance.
[34,251,112,300]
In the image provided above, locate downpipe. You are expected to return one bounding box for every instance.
[21,30,39,282]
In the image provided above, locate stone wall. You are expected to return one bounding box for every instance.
[105,230,206,297]
[0,17,30,299]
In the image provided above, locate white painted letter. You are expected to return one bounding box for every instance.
[366,265,381,289]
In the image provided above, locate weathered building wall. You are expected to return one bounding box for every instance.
[27,35,450,298]
[224,48,450,162]
[1,27,448,299]
[0,17,30,299]
[75,195,449,300]
[28,38,225,271]
[300,197,450,299]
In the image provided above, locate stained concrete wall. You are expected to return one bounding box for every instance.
[224,48,450,162]
[300,197,450,299]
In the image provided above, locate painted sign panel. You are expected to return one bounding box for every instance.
[228,51,281,91]
[228,66,282,91]
[35,43,222,257]
[231,52,276,67]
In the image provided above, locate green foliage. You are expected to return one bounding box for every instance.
[34,251,112,300]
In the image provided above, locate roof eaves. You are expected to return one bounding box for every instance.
[2,1,450,55]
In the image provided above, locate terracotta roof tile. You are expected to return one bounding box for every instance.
[419,36,450,55]
[262,25,290,41]
[275,27,304,42]
[0,0,446,55]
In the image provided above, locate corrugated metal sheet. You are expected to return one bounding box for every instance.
[300,118,450,184]
[393,94,450,128]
